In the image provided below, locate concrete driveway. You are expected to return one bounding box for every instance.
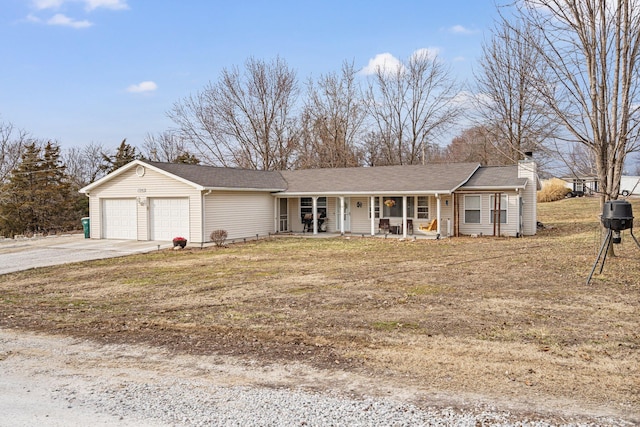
[0,234,174,275]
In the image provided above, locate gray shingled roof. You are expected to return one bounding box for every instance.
[459,165,527,189]
[279,163,480,194]
[148,162,288,190]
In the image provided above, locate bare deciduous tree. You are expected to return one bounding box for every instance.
[169,56,299,170]
[474,17,557,163]
[297,61,366,169]
[518,0,640,202]
[63,142,107,188]
[444,126,514,165]
[142,131,199,163]
[0,121,30,184]
[364,50,462,165]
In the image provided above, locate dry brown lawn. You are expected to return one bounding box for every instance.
[1,197,639,420]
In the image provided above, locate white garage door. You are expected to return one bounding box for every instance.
[102,199,137,240]
[149,198,189,241]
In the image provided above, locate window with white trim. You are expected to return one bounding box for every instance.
[464,195,481,224]
[490,194,507,224]
[369,197,380,219]
[406,196,415,217]
[417,196,429,219]
[300,197,327,222]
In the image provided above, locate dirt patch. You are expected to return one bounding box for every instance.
[1,197,639,423]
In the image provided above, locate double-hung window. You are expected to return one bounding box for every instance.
[300,197,327,221]
[369,197,380,219]
[417,196,429,219]
[464,195,481,224]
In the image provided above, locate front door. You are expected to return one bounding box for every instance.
[335,197,351,232]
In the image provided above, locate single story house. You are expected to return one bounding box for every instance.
[79,157,539,243]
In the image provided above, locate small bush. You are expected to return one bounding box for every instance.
[210,229,228,247]
[538,178,572,202]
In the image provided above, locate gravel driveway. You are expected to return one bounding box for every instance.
[0,234,172,275]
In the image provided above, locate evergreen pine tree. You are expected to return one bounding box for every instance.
[0,141,77,236]
[101,138,138,173]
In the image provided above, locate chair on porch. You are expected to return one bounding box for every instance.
[302,213,313,233]
[378,218,390,234]
[406,219,414,235]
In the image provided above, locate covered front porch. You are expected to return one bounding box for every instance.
[273,194,453,239]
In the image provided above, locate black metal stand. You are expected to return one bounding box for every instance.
[587,228,640,285]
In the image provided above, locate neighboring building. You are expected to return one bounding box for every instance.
[79,157,540,243]
[562,175,640,197]
[562,175,599,196]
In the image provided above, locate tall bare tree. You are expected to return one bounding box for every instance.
[63,142,107,188]
[142,131,199,163]
[0,120,30,184]
[474,17,557,163]
[169,56,299,170]
[444,126,514,165]
[364,50,461,165]
[297,61,366,169]
[517,0,640,202]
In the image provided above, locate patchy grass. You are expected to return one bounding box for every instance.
[1,196,639,419]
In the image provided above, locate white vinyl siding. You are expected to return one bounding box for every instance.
[149,198,189,241]
[101,199,137,239]
[206,191,274,241]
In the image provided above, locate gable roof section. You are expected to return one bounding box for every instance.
[458,165,527,190]
[146,161,288,191]
[80,160,288,193]
[279,163,481,195]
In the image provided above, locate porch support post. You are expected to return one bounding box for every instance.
[339,196,345,235]
[402,195,407,238]
[312,196,318,235]
[370,196,375,235]
[436,194,442,236]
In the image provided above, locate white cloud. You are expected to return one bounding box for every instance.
[449,25,474,34]
[32,0,65,10]
[48,13,92,28]
[410,47,440,61]
[127,81,158,93]
[84,0,129,11]
[31,0,129,11]
[360,53,403,76]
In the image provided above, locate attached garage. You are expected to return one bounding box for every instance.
[101,198,137,240]
[149,198,189,241]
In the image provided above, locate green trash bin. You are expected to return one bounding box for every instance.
[81,217,90,238]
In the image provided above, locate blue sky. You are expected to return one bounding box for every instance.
[1,0,500,151]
